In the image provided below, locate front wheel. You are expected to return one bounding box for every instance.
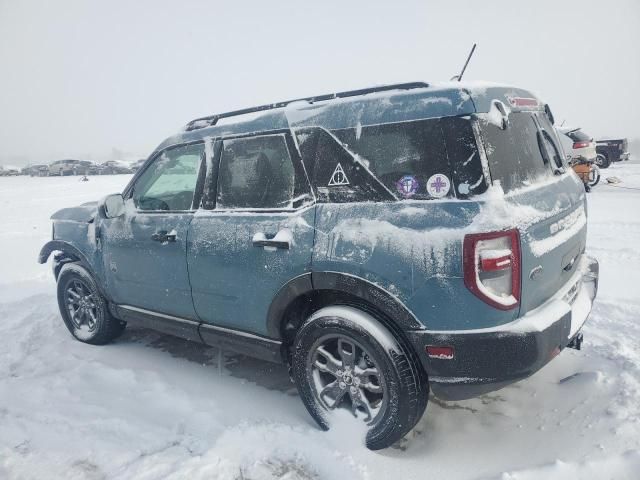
[57,263,126,345]
[291,306,428,450]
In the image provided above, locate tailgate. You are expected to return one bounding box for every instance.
[514,175,587,314]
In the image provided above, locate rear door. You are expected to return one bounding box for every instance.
[477,110,587,314]
[187,132,315,337]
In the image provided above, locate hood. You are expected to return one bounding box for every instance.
[50,201,98,223]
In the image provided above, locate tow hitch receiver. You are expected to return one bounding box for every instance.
[567,332,584,351]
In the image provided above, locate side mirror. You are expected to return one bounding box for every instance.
[101,193,125,218]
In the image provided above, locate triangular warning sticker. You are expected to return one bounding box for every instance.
[328,163,349,186]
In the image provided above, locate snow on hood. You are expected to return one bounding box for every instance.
[50,201,98,223]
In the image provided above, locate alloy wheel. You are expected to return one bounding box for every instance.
[308,334,387,423]
[65,279,99,332]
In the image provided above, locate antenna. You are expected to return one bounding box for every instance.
[451,43,477,82]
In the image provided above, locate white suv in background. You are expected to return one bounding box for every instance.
[556,126,597,162]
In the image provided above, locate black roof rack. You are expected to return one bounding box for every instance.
[185,81,429,131]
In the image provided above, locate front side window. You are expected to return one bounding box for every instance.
[133,143,204,211]
[216,134,295,209]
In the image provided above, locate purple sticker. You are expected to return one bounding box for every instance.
[396,175,419,198]
[426,173,450,198]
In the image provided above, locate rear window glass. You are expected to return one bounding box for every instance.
[332,119,464,200]
[479,112,554,192]
[566,130,590,142]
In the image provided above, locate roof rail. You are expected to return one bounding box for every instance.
[185,81,429,131]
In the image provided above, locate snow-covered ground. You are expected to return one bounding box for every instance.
[1,165,639,479]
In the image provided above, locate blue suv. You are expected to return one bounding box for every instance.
[39,82,599,449]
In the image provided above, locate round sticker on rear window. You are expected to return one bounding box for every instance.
[426,173,450,198]
[396,175,419,198]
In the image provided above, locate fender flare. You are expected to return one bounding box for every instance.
[38,240,113,305]
[38,240,90,266]
[266,271,423,339]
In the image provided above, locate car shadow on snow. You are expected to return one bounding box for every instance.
[120,326,297,395]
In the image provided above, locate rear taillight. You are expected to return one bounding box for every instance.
[573,141,590,149]
[463,229,521,310]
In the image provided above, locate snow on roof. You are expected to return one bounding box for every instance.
[154,81,542,155]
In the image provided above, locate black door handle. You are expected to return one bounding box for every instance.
[252,239,290,249]
[252,231,291,250]
[152,230,177,243]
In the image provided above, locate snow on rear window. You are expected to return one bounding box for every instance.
[479,112,555,192]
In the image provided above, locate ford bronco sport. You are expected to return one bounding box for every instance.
[39,81,599,449]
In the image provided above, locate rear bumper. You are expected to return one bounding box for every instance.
[620,152,630,161]
[408,255,599,400]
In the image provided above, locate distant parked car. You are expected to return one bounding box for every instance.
[0,167,20,176]
[48,159,93,176]
[556,127,597,164]
[595,138,629,168]
[130,158,147,172]
[22,164,50,177]
[98,160,134,175]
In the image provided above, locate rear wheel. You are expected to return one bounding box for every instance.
[291,306,428,450]
[57,263,126,345]
[595,153,610,169]
[588,165,601,187]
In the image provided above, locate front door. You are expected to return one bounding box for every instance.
[187,132,315,337]
[101,142,206,319]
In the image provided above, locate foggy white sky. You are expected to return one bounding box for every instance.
[1,0,639,165]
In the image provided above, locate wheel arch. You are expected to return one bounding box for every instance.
[267,272,425,363]
[37,241,107,301]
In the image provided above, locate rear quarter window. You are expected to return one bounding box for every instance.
[332,119,450,200]
[296,118,487,202]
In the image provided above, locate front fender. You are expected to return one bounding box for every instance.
[38,240,112,304]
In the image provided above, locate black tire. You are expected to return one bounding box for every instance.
[596,153,610,169]
[56,263,126,345]
[588,165,601,187]
[291,306,428,450]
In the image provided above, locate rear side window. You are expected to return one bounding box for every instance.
[216,134,296,209]
[479,112,554,192]
[332,119,452,200]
